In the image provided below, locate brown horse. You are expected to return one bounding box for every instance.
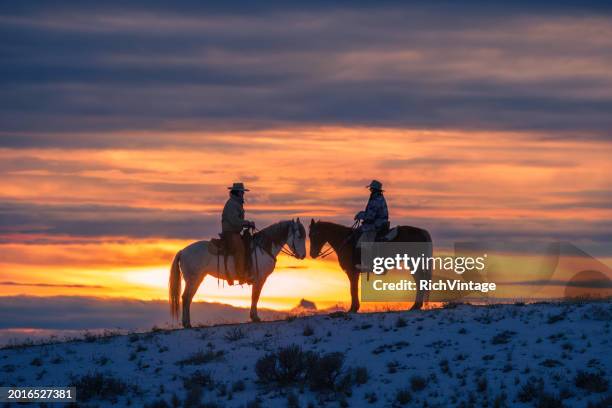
[308,219,432,312]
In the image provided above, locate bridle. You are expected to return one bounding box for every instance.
[279,223,304,259]
[254,221,304,261]
[311,220,359,259]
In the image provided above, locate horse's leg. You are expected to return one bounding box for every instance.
[181,280,194,328]
[410,270,424,310]
[412,242,433,310]
[348,271,360,313]
[182,276,204,328]
[423,264,432,304]
[250,277,267,323]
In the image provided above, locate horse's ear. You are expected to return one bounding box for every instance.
[296,217,300,223]
[310,218,315,226]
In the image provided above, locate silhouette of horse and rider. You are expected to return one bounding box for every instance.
[169,180,432,328]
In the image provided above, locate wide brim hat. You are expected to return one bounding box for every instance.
[366,179,383,191]
[228,182,250,192]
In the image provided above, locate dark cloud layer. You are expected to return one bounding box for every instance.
[1,1,612,141]
[0,295,286,331]
[0,281,105,289]
[0,201,219,240]
[2,201,610,258]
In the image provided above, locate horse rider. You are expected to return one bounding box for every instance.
[222,182,256,279]
[355,179,389,248]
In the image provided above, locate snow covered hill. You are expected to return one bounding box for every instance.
[1,301,610,407]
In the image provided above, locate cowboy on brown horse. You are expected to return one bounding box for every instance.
[355,179,389,248]
[221,182,256,280]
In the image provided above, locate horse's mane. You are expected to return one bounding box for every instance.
[254,220,292,253]
[316,221,353,234]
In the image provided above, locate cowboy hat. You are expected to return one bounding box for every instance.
[365,179,383,191]
[228,182,250,191]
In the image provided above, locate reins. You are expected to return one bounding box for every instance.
[279,244,301,259]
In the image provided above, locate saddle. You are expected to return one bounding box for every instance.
[371,222,394,242]
[209,236,226,256]
[209,231,254,283]
[210,231,252,255]
[352,222,397,270]
[380,225,399,241]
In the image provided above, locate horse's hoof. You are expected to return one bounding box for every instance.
[251,316,261,323]
[183,322,192,329]
[410,303,423,311]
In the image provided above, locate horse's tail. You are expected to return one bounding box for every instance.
[169,250,182,320]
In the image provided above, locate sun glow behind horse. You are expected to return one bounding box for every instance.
[169,219,307,327]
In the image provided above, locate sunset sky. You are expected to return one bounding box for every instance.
[1,2,611,314]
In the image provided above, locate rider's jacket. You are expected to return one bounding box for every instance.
[222,195,247,233]
[358,192,389,232]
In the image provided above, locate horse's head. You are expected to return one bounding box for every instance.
[288,218,307,259]
[308,218,325,259]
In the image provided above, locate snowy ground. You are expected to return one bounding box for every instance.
[1,301,610,407]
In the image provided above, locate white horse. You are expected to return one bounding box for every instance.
[169,219,306,327]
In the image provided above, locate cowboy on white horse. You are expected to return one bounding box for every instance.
[221,182,256,281]
[170,213,306,327]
